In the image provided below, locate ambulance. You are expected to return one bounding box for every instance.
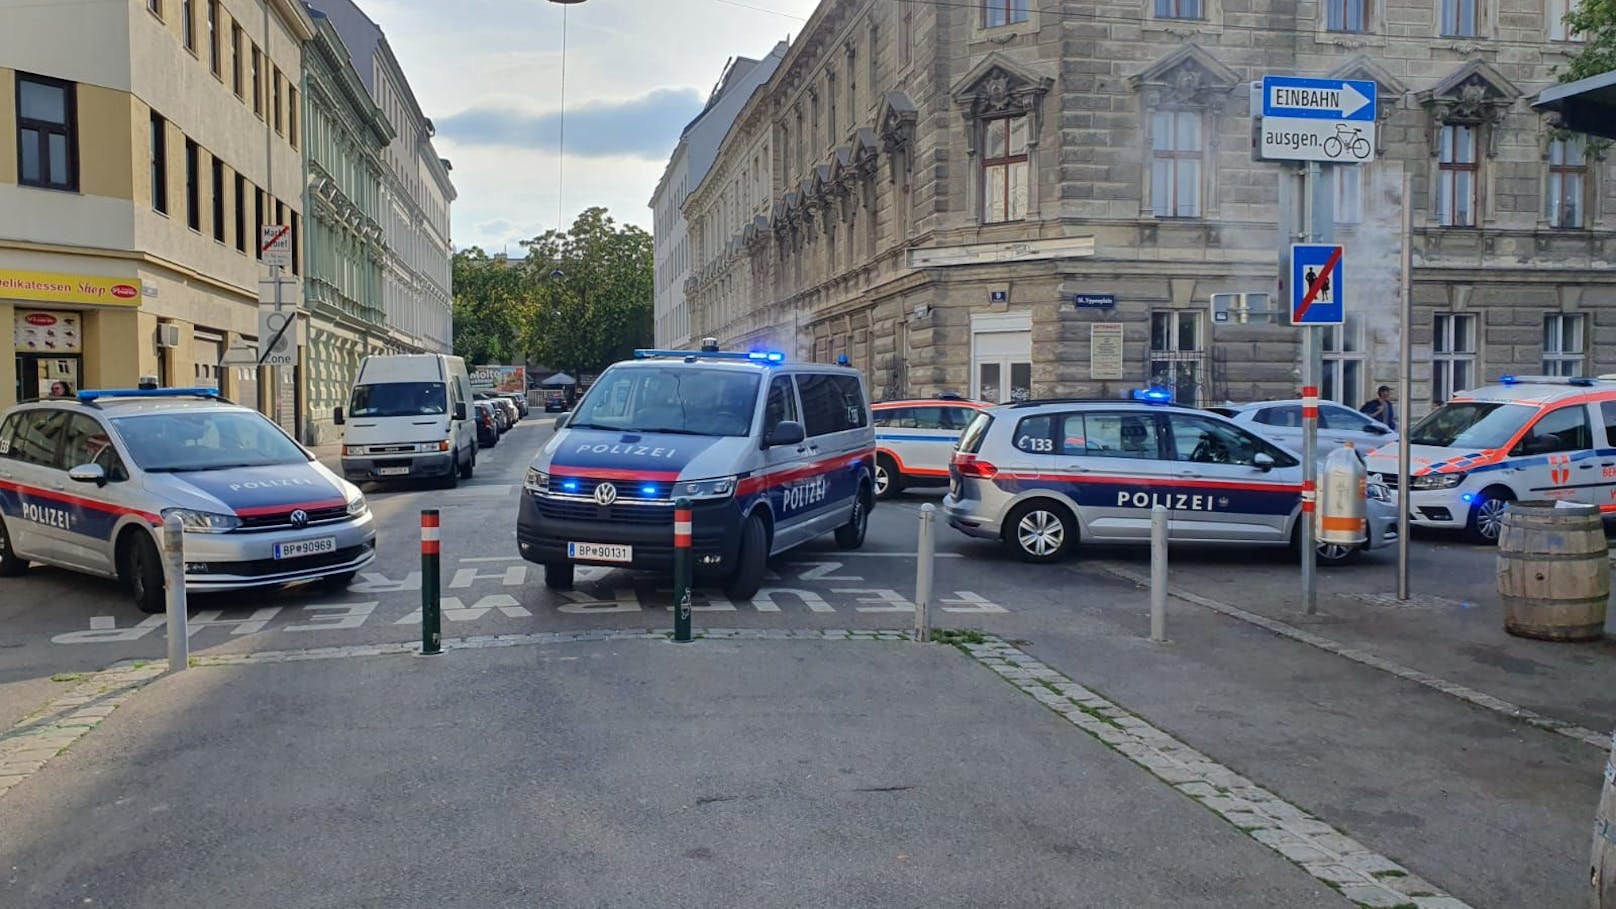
[1363,376,1616,543]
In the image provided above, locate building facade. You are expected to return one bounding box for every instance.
[685,0,1616,415]
[652,43,788,349]
[301,8,391,445]
[309,0,454,366]
[1,0,313,414]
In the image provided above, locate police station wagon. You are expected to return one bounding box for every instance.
[1364,375,1616,543]
[518,344,875,599]
[944,395,1394,563]
[0,388,375,612]
[871,396,987,500]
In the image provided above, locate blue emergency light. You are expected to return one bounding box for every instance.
[640,484,660,497]
[1131,387,1174,405]
[561,478,582,493]
[634,348,786,364]
[77,387,221,402]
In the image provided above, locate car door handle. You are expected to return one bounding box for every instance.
[1579,463,1595,470]
[1175,469,1203,478]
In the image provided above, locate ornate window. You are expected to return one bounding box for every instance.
[951,55,1053,225]
[983,116,1029,223]
[1547,136,1587,228]
[1419,62,1520,226]
[983,0,1030,27]
[1326,0,1367,31]
[1440,0,1478,36]
[1130,46,1239,220]
[1437,125,1478,226]
[1151,111,1201,218]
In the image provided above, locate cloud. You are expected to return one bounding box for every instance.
[438,88,704,159]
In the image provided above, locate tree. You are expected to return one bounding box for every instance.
[519,207,653,378]
[452,247,534,365]
[1561,0,1616,82]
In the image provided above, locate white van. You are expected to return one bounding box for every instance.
[335,354,478,486]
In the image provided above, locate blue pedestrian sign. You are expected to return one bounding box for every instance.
[1262,76,1376,121]
[1290,244,1344,326]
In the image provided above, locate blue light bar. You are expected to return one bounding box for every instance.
[77,387,221,402]
[634,348,782,363]
[746,350,785,363]
[1131,387,1173,405]
[1499,375,1517,385]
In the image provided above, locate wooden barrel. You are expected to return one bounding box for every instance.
[1591,733,1616,907]
[1496,501,1609,642]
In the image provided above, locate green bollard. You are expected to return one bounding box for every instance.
[673,498,692,643]
[420,509,442,655]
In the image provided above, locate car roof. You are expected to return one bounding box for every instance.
[873,397,986,408]
[610,357,862,378]
[986,400,1209,417]
[1452,380,1616,407]
[7,397,248,418]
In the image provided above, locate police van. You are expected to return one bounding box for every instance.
[943,392,1395,563]
[517,343,874,599]
[0,387,375,612]
[1364,375,1616,543]
[871,396,988,499]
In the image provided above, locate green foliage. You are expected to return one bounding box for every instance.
[451,207,653,375]
[1562,0,1616,82]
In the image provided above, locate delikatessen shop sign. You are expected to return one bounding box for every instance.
[0,269,143,307]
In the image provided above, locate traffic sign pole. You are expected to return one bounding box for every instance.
[1301,162,1320,616]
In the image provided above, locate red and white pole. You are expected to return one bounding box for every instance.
[420,509,442,655]
[673,499,692,643]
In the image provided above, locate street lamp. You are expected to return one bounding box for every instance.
[548,0,586,232]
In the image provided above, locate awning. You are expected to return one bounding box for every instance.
[540,372,576,386]
[1532,70,1616,140]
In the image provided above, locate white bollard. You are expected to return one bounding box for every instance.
[1150,505,1167,643]
[162,513,189,673]
[915,504,935,643]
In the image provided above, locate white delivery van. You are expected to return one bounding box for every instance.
[335,354,479,487]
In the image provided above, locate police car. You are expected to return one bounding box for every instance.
[1364,375,1616,543]
[518,343,875,599]
[0,387,375,612]
[872,396,988,499]
[943,392,1395,563]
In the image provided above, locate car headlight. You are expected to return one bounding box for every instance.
[346,493,369,517]
[163,508,242,534]
[1411,472,1465,490]
[342,444,359,456]
[524,468,550,494]
[676,476,737,501]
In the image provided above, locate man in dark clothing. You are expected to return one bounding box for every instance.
[1361,385,1397,430]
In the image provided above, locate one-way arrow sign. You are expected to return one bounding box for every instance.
[1263,76,1376,121]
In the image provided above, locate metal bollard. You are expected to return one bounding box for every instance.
[673,498,693,643]
[162,513,189,673]
[420,510,442,655]
[1149,504,1167,643]
[915,504,935,643]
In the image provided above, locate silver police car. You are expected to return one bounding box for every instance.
[943,394,1394,564]
[0,387,376,612]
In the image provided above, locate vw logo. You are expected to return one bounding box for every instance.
[593,482,618,506]
[289,509,309,527]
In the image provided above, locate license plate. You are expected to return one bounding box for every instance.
[376,466,411,476]
[275,537,337,560]
[568,542,632,563]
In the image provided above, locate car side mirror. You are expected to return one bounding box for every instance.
[1253,452,1275,473]
[766,420,806,448]
[68,463,106,487]
[333,406,345,426]
[553,415,569,430]
[453,402,468,421]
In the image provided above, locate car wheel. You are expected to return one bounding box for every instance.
[0,517,29,577]
[543,562,574,591]
[121,531,167,614]
[724,514,769,601]
[440,456,461,489]
[835,485,871,549]
[874,455,902,500]
[1465,488,1513,545]
[460,448,475,479]
[1003,500,1074,563]
[1314,540,1363,567]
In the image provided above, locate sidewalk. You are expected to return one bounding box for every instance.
[0,637,1353,909]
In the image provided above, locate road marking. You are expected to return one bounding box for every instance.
[89,616,115,631]
[460,556,522,564]
[797,561,862,582]
[286,602,377,633]
[1094,562,1609,750]
[450,566,526,588]
[751,588,835,613]
[957,637,1473,909]
[801,551,964,558]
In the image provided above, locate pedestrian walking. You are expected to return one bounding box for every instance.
[1361,385,1396,430]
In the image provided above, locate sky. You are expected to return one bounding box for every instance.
[357,0,823,254]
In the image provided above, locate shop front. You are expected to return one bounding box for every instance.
[1,267,143,407]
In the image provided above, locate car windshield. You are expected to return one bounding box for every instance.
[1408,401,1535,449]
[112,410,310,472]
[568,367,760,437]
[350,382,446,417]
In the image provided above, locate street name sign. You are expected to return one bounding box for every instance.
[1259,76,1377,164]
[1290,244,1345,326]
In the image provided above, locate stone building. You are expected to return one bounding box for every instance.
[682,0,1616,413]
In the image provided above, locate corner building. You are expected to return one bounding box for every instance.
[0,0,313,413]
[683,0,1616,413]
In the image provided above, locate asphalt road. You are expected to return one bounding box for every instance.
[2,417,1613,908]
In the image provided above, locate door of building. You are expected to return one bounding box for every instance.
[971,313,1033,404]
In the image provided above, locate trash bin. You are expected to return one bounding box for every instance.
[1591,730,1616,907]
[1496,501,1609,642]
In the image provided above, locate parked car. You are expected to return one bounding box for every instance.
[0,387,376,612]
[475,394,514,432]
[501,392,529,418]
[943,394,1395,566]
[544,391,569,413]
[1219,399,1396,458]
[336,353,478,487]
[473,401,500,448]
[871,396,989,499]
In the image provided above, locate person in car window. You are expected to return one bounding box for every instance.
[1360,385,1397,430]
